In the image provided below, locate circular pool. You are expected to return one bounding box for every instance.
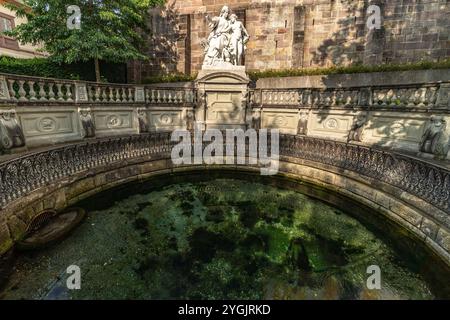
[1,173,449,300]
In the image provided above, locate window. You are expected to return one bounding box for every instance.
[0,13,19,50]
[0,16,13,32]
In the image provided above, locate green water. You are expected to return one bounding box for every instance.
[0,178,448,300]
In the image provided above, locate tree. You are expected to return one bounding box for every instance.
[5,0,164,82]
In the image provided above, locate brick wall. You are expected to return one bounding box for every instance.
[128,0,450,83]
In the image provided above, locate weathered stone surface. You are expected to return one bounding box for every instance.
[7,215,27,242]
[135,1,450,79]
[65,178,96,202]
[0,222,12,255]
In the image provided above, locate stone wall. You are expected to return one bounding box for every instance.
[253,69,450,159]
[129,0,450,82]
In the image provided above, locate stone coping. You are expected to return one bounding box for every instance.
[256,69,450,89]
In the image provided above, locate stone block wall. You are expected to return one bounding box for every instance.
[129,0,450,82]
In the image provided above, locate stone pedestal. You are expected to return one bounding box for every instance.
[195,66,251,130]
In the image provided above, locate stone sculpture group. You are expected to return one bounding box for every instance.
[202,6,250,67]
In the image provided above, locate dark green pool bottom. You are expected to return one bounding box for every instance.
[1,172,449,300]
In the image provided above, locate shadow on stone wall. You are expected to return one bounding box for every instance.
[139,2,181,79]
[311,0,447,67]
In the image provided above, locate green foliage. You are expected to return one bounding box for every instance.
[3,0,164,74]
[0,56,127,83]
[142,73,197,84]
[142,59,450,84]
[248,59,450,81]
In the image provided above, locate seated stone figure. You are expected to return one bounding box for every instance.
[420,115,450,160]
[0,111,25,153]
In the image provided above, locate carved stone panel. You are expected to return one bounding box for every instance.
[148,109,184,131]
[308,111,354,140]
[261,109,298,135]
[93,109,136,136]
[206,92,245,124]
[363,112,433,151]
[196,69,250,130]
[17,108,81,146]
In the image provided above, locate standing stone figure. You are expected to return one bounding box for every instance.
[229,14,249,66]
[420,115,450,160]
[138,109,149,133]
[202,6,249,67]
[348,115,367,143]
[297,111,309,136]
[0,110,25,153]
[79,109,95,138]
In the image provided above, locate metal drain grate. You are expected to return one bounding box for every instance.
[27,210,57,233]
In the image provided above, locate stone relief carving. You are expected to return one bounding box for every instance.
[107,114,123,128]
[202,6,249,67]
[186,110,195,131]
[419,115,450,160]
[251,109,261,130]
[348,115,367,143]
[38,117,57,133]
[137,108,149,133]
[0,110,25,153]
[79,108,95,138]
[297,111,309,136]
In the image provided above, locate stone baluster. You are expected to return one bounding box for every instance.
[28,81,37,101]
[48,83,56,101]
[56,83,64,101]
[149,90,154,103]
[155,90,160,103]
[94,87,100,102]
[107,87,113,102]
[65,84,73,102]
[101,87,107,102]
[173,90,178,103]
[87,86,94,102]
[18,80,27,101]
[7,79,17,101]
[38,82,47,101]
[128,88,134,102]
[120,87,126,102]
[416,88,426,107]
[407,89,416,107]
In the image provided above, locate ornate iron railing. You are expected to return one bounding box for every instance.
[0,133,449,216]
